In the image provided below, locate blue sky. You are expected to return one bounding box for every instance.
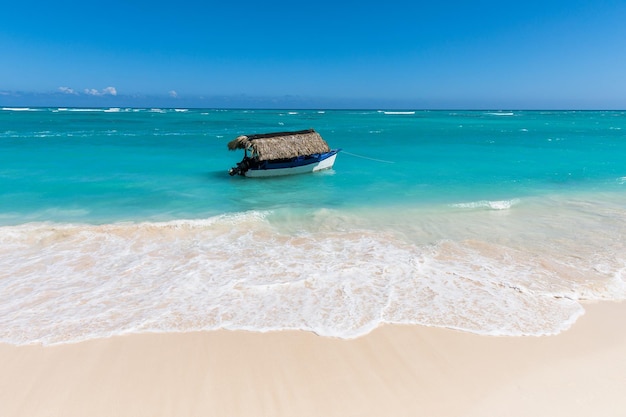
[1,0,626,109]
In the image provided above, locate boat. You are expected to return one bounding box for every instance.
[228,129,340,177]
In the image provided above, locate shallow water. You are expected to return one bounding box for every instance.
[1,108,625,344]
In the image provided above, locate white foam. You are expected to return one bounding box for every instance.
[382,111,415,115]
[451,199,520,210]
[1,203,625,346]
[2,107,36,111]
[486,112,515,116]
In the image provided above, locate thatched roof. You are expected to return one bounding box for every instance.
[227,129,330,161]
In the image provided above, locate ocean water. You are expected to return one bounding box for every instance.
[1,107,625,345]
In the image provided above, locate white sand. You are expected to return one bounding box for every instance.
[1,301,625,417]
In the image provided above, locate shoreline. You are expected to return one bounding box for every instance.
[1,301,625,417]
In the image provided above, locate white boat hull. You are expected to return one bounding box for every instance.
[245,153,337,177]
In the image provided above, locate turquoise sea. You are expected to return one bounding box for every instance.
[1,107,625,345]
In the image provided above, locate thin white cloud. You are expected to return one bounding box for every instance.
[169,90,178,98]
[103,86,117,96]
[58,86,78,95]
[84,87,117,96]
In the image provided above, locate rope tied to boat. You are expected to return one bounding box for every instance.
[341,151,396,164]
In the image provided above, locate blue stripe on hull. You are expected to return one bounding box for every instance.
[244,150,340,177]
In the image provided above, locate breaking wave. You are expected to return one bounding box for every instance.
[1,205,624,346]
[451,199,521,210]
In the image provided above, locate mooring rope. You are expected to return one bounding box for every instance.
[341,151,396,164]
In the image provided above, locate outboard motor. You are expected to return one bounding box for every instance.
[229,157,251,176]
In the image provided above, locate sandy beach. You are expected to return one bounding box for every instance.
[1,301,624,417]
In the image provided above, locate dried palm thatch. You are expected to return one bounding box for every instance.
[227,129,330,161]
